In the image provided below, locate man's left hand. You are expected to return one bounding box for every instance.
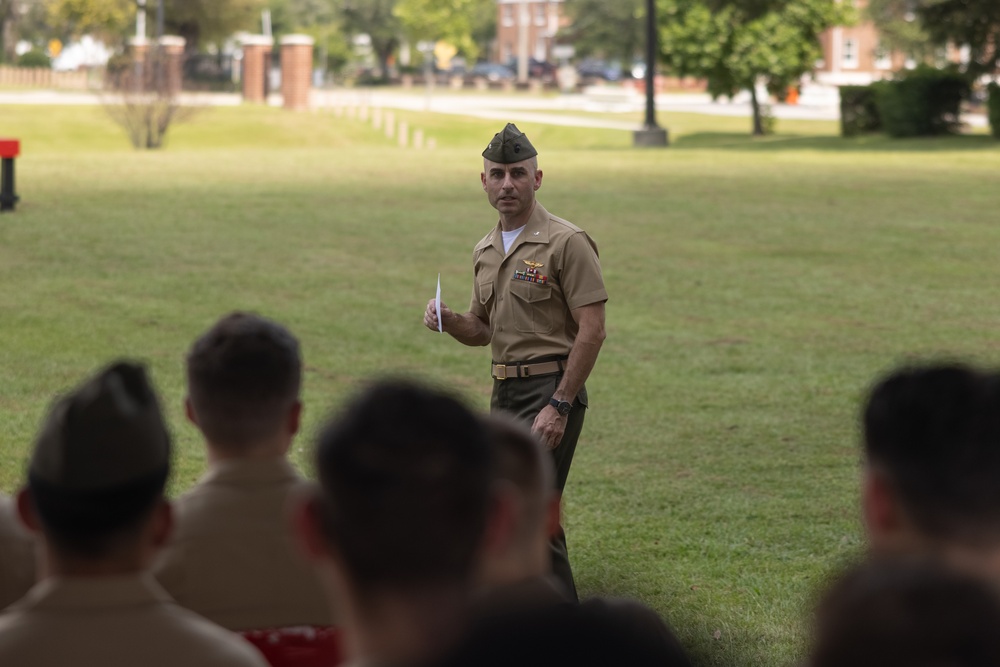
[531,405,567,450]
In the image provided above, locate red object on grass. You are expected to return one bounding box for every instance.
[0,139,19,159]
[240,626,343,667]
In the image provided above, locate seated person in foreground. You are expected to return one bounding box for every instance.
[809,558,1000,667]
[0,361,267,667]
[474,415,570,606]
[294,380,494,667]
[154,312,332,633]
[860,363,1000,574]
[0,493,35,610]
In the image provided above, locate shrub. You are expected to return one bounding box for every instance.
[872,65,969,138]
[840,85,881,137]
[17,50,51,69]
[989,83,1000,140]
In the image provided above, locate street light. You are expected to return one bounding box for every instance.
[633,0,668,147]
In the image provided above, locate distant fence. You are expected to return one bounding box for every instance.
[0,66,93,90]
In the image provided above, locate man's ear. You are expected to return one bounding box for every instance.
[480,481,519,557]
[184,397,198,426]
[545,492,562,540]
[287,400,303,437]
[862,464,903,549]
[150,499,174,549]
[16,487,41,534]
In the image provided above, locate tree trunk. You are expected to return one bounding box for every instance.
[749,84,764,136]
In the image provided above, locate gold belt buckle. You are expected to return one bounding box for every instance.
[494,364,507,380]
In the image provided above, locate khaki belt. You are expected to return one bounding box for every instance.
[492,359,565,380]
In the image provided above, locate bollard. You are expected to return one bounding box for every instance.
[413,128,424,149]
[359,105,369,122]
[398,121,409,148]
[372,107,382,130]
[384,111,396,139]
[426,138,437,150]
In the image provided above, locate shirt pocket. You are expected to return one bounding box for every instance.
[509,280,553,334]
[479,280,495,311]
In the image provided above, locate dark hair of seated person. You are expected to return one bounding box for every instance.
[863,363,1000,545]
[810,558,1000,667]
[427,597,693,667]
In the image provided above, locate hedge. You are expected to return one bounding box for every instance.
[872,66,969,138]
[989,82,1000,140]
[840,85,880,137]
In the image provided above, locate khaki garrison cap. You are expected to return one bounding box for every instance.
[31,361,171,492]
[482,123,538,163]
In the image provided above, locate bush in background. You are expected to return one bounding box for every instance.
[17,50,51,69]
[989,82,1000,139]
[839,85,881,136]
[872,66,969,137]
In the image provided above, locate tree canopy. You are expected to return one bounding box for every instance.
[163,0,266,49]
[45,0,132,41]
[885,0,1000,77]
[660,0,848,135]
[394,0,492,60]
[563,0,644,73]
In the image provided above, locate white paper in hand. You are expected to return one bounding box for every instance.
[435,273,443,333]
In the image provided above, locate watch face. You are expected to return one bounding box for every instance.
[557,401,572,415]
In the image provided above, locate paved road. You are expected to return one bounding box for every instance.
[2,86,986,129]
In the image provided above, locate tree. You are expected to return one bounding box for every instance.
[912,0,999,77]
[163,0,266,51]
[44,0,132,42]
[340,0,400,78]
[660,0,848,135]
[268,0,351,73]
[563,0,643,74]
[394,0,492,60]
[864,0,934,63]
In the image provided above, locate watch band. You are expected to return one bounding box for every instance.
[549,397,572,416]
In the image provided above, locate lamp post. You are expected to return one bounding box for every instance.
[633,0,668,147]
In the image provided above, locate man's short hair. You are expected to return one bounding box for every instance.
[186,312,302,449]
[314,380,491,590]
[483,415,552,537]
[811,558,1000,667]
[29,361,170,558]
[862,363,1000,544]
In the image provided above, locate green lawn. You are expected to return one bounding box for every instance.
[2,103,999,666]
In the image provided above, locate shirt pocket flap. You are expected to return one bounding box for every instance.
[509,280,551,304]
[478,281,494,305]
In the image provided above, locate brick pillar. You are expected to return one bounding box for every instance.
[129,37,150,66]
[158,36,186,95]
[280,34,314,111]
[241,35,274,104]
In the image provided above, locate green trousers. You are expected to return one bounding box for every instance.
[491,373,587,602]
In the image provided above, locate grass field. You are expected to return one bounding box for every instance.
[2,101,1000,666]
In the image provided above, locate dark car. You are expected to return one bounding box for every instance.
[469,62,516,82]
[576,58,622,82]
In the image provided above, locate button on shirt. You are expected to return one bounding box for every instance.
[0,574,268,667]
[154,458,332,631]
[469,202,608,363]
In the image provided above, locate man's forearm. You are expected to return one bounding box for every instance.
[446,312,492,347]
[553,316,605,402]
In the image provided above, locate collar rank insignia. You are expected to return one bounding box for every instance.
[513,259,548,285]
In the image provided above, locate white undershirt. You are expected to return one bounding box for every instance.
[501,226,525,254]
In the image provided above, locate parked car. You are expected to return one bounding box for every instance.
[505,58,557,82]
[576,58,622,82]
[468,62,516,82]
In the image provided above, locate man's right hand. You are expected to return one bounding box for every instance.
[423,298,454,333]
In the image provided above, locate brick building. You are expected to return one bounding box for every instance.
[494,0,570,65]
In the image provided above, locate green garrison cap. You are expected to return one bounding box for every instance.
[482,123,538,163]
[31,361,171,492]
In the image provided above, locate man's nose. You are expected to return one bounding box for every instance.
[501,173,514,189]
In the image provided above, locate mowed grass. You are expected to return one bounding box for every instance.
[2,102,1000,666]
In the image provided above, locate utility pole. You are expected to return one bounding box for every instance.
[517,0,529,83]
[633,0,668,147]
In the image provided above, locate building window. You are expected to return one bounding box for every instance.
[535,3,546,26]
[842,38,858,69]
[534,35,547,61]
[502,4,514,27]
[874,41,891,70]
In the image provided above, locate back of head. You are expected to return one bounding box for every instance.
[314,380,491,590]
[811,558,1000,667]
[186,312,301,450]
[29,361,171,559]
[862,363,1000,545]
[483,415,553,537]
[432,597,692,667]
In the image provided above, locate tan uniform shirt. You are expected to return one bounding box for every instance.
[0,495,35,610]
[154,458,332,631]
[0,573,268,667]
[469,202,608,363]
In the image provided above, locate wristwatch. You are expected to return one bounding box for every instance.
[549,397,573,416]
